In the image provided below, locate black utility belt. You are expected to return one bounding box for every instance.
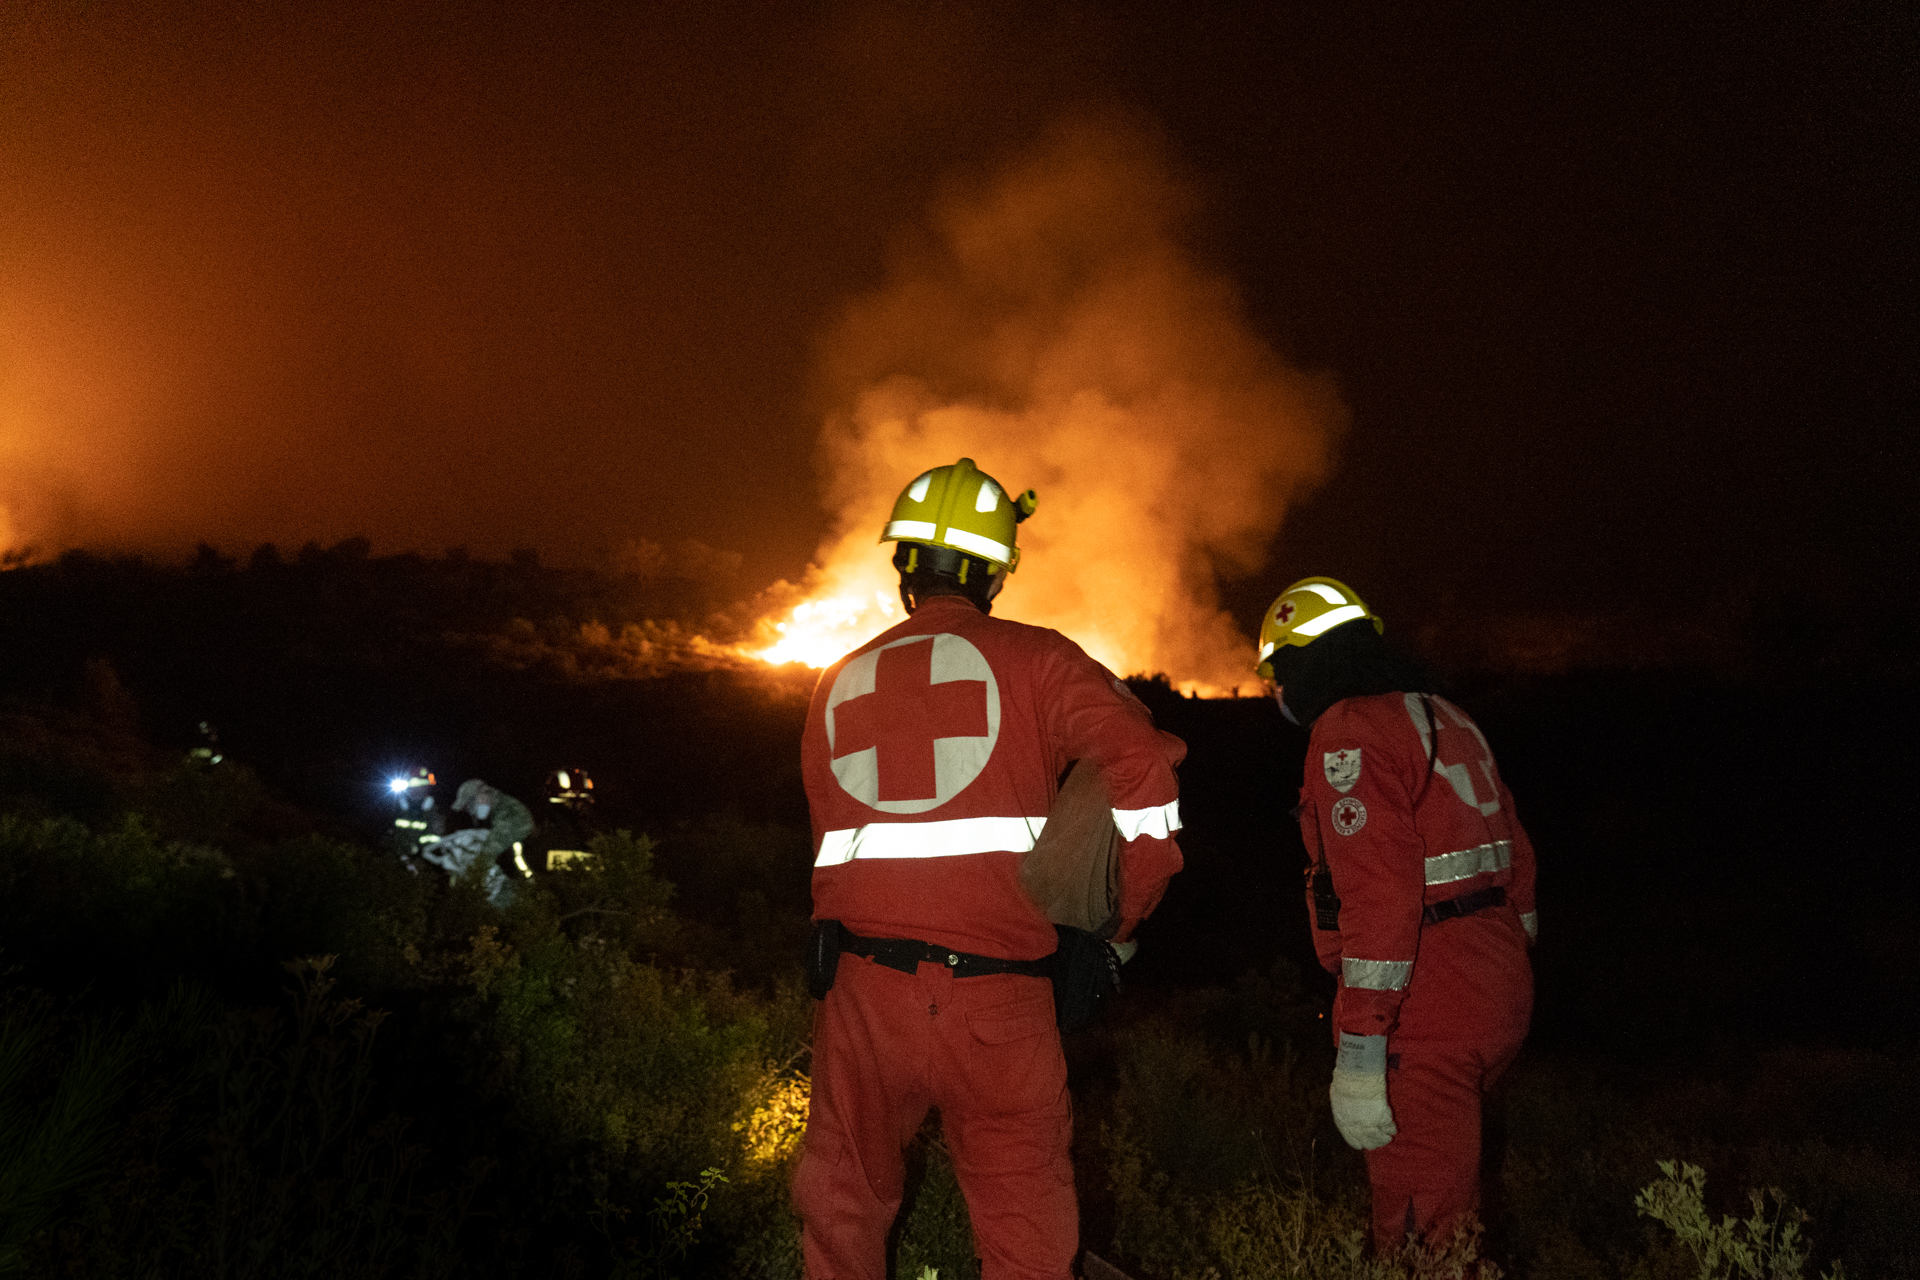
[1421,884,1505,925]
[806,919,1120,1033]
[840,929,1054,980]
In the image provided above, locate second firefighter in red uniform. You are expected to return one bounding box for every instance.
[1258,576,1537,1255]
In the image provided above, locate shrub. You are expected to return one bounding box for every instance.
[537,829,679,958]
[1207,1182,1506,1280]
[651,815,814,991]
[1636,1160,1845,1280]
[735,1073,811,1171]
[591,1166,730,1280]
[251,833,434,994]
[443,832,814,1265]
[191,957,482,1278]
[13,958,486,1278]
[457,918,763,1189]
[893,1133,981,1280]
[716,1063,810,1279]
[137,756,270,847]
[0,812,249,994]
[1104,1021,1339,1276]
[0,993,142,1272]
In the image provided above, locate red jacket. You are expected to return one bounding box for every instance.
[1298,692,1537,1040]
[803,595,1186,960]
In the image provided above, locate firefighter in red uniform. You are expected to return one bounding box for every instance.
[794,458,1185,1280]
[1256,577,1536,1255]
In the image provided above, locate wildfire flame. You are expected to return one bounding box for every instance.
[754,580,902,669]
[745,114,1345,696]
[747,548,1141,683]
[749,556,1228,694]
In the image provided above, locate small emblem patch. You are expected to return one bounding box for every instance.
[1323,748,1362,794]
[1331,796,1368,836]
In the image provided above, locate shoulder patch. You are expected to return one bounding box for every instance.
[1323,748,1362,794]
[1331,796,1368,836]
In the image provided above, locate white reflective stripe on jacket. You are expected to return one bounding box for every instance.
[815,814,1047,867]
[817,798,1181,867]
[1111,799,1182,841]
[1424,839,1512,886]
[1342,957,1414,991]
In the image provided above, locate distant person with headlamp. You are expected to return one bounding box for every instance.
[793,457,1186,1280]
[1257,577,1536,1256]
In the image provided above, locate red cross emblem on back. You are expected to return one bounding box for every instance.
[1276,601,1296,624]
[832,638,990,802]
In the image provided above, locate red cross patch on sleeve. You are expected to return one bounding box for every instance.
[1323,748,1362,794]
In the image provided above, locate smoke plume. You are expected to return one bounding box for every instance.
[781,115,1346,692]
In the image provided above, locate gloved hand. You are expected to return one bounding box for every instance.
[422,827,487,874]
[1110,939,1138,965]
[1329,1033,1396,1150]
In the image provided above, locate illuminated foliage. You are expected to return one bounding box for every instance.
[1637,1161,1846,1280]
[734,1074,811,1171]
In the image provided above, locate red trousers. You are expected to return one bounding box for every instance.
[1359,917,1531,1254]
[1363,1031,1523,1253]
[793,954,1077,1280]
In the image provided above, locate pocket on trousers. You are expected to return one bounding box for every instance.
[792,1123,845,1217]
[801,1123,846,1167]
[965,993,1055,1045]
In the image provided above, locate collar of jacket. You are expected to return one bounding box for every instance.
[910,594,983,618]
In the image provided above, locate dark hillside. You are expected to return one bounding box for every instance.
[4,551,1914,1054]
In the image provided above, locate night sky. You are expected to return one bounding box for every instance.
[3,1,1911,663]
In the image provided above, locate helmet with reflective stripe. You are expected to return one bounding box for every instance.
[1254,576,1383,679]
[881,457,1036,573]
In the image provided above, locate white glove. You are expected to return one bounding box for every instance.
[1110,939,1138,965]
[1329,1033,1396,1150]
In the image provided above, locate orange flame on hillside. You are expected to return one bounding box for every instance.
[755,575,904,669]
[750,114,1346,695]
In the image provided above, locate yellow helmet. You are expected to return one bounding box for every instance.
[880,457,1036,573]
[1254,576,1383,679]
